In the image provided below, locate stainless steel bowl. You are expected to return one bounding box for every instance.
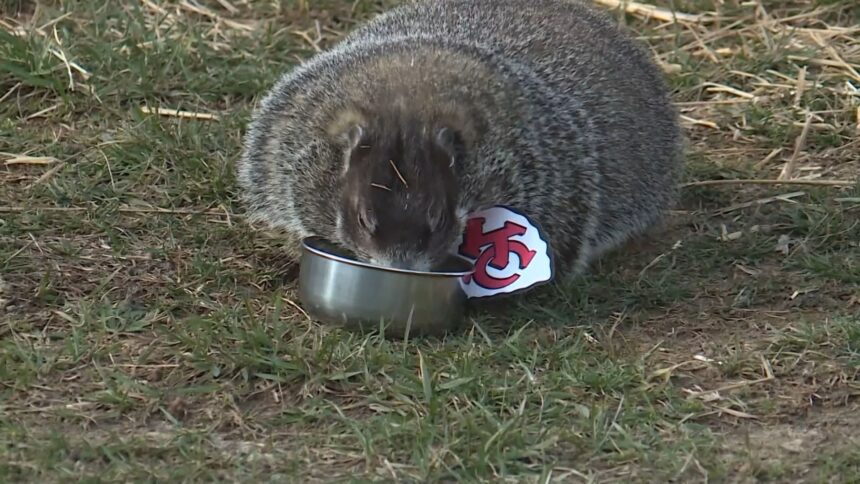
[297,236,475,338]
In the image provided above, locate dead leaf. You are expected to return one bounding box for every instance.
[776,234,792,255]
[780,439,805,453]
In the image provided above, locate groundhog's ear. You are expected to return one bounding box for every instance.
[435,127,465,168]
[327,108,367,150]
[345,124,365,150]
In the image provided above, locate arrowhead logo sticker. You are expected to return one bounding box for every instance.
[456,206,554,299]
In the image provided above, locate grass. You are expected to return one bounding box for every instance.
[1,0,859,482]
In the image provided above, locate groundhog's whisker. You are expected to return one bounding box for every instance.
[389,159,409,188]
[371,183,392,191]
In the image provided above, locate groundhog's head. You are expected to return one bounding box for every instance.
[328,108,469,271]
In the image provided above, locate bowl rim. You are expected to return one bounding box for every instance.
[301,236,475,277]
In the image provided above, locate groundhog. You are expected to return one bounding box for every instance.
[237,0,683,278]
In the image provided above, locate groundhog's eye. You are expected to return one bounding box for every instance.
[357,207,376,233]
[432,212,446,230]
[428,205,446,231]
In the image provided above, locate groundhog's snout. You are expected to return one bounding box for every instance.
[370,254,433,273]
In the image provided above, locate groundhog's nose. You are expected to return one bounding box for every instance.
[387,259,415,270]
[376,257,430,272]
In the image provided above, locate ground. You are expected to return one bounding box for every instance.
[1,0,858,482]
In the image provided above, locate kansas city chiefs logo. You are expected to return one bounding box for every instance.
[456,206,554,299]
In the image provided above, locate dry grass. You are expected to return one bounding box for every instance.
[1,0,859,482]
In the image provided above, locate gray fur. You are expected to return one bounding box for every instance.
[237,0,684,277]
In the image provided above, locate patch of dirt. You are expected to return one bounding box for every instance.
[719,404,860,483]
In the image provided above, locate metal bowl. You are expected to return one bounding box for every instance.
[297,236,475,338]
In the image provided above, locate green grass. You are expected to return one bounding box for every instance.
[2,0,859,482]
